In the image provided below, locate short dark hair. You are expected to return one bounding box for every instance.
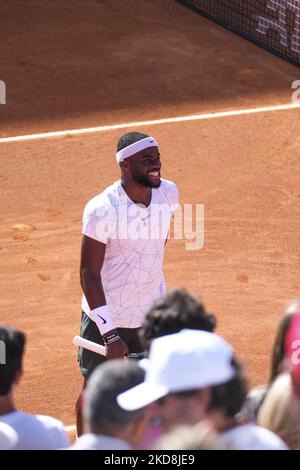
[207,358,248,418]
[117,132,149,153]
[0,325,26,395]
[85,360,145,434]
[140,289,216,352]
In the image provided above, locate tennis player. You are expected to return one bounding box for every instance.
[76,131,178,433]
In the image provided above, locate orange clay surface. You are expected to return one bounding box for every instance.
[0,1,299,428]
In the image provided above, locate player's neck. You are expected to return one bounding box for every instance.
[121,180,152,207]
[0,393,16,416]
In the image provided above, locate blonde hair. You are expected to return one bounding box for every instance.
[258,373,300,449]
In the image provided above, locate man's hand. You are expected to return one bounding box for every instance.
[106,337,129,359]
[103,330,129,360]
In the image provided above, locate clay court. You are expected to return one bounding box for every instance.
[0,0,300,432]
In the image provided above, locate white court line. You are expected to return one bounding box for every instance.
[0,102,299,144]
[11,103,299,435]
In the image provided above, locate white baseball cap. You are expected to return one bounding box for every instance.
[117,329,235,411]
[0,422,18,450]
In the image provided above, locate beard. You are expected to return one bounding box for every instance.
[132,173,161,188]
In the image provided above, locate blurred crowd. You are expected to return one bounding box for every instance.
[1,288,300,450]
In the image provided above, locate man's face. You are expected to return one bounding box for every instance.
[150,390,210,430]
[125,146,161,188]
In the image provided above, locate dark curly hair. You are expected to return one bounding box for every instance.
[140,288,216,352]
[208,358,248,418]
[117,132,149,153]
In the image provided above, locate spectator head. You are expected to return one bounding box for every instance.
[152,357,247,430]
[117,330,247,429]
[258,373,300,450]
[206,357,247,419]
[271,299,300,382]
[0,325,26,396]
[140,289,216,352]
[83,360,151,445]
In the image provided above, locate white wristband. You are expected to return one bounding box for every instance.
[90,305,115,336]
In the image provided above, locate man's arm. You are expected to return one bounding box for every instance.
[80,235,128,359]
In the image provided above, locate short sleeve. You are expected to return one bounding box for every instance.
[163,181,179,213]
[82,202,117,244]
[170,184,179,212]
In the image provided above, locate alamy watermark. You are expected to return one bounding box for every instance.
[292,80,300,104]
[89,199,204,251]
[291,339,300,366]
[0,80,6,104]
[256,1,300,55]
[0,339,6,364]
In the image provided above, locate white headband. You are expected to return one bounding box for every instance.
[116,137,158,163]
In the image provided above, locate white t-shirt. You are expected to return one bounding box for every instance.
[221,423,288,450]
[0,411,69,450]
[69,433,131,450]
[0,422,18,450]
[82,179,179,328]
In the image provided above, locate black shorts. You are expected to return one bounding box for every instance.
[77,311,145,379]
